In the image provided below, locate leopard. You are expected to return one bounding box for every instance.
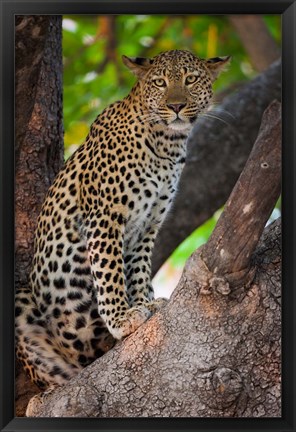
[15,49,230,416]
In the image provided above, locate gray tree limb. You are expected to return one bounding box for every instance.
[35,101,281,418]
[152,59,281,276]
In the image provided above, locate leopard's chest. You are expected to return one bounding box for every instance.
[124,154,185,243]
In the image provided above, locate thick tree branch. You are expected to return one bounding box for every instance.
[152,60,281,276]
[34,101,281,418]
[202,100,281,289]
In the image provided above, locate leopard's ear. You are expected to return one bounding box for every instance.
[122,55,153,78]
[205,56,231,81]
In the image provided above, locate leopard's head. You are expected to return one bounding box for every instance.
[123,49,230,132]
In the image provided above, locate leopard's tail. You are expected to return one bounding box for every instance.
[15,288,81,389]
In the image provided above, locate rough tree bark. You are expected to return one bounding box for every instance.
[152,59,281,275]
[15,15,64,416]
[33,101,281,418]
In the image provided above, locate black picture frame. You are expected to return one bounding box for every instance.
[1,1,295,431]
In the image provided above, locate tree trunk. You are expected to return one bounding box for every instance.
[15,15,63,417]
[228,15,280,72]
[33,101,281,418]
[152,59,281,276]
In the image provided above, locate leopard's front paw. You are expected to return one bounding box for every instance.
[109,305,151,340]
[144,297,169,314]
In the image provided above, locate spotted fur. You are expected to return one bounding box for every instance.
[15,50,229,415]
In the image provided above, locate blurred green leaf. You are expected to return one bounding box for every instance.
[169,210,221,268]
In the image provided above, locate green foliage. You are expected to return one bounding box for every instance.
[169,210,221,268]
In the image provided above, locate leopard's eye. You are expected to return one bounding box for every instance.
[153,78,166,88]
[185,75,198,85]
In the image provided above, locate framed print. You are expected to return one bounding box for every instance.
[0,1,295,431]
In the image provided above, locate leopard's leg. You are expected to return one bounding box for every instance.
[125,225,168,314]
[15,289,81,416]
[86,212,151,340]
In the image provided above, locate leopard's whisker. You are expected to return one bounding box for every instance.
[136,113,162,124]
[200,112,234,130]
[207,104,236,120]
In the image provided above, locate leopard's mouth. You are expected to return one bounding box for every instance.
[167,117,193,132]
[154,110,197,131]
[168,114,198,129]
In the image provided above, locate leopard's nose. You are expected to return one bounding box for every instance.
[167,103,186,114]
